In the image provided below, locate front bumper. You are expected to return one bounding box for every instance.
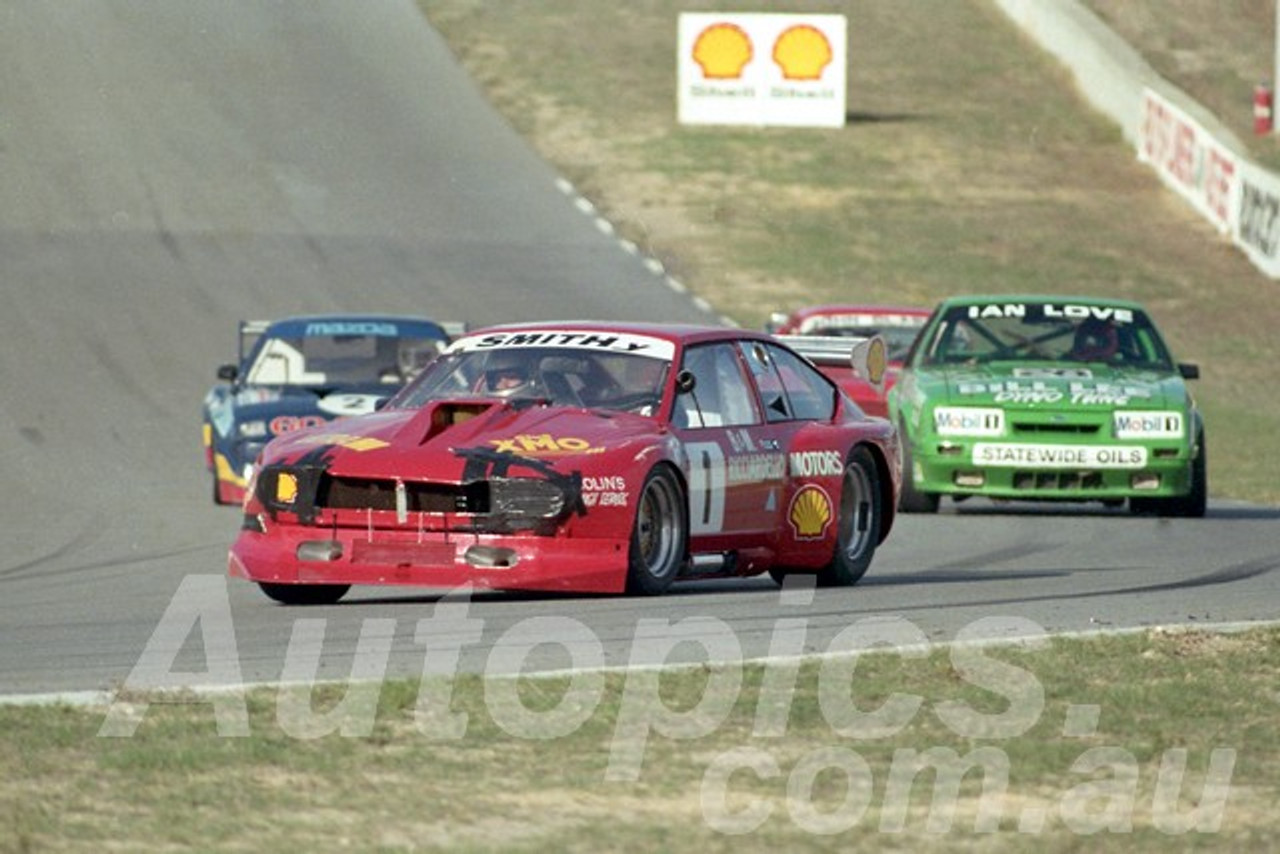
[909,438,1197,501]
[228,522,631,594]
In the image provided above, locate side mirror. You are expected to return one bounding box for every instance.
[217,364,239,382]
[764,311,790,334]
[675,370,697,395]
[1178,363,1200,380]
[374,397,391,411]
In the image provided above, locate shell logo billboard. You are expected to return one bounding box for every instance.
[678,13,847,128]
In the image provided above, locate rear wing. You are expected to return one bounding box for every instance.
[237,320,272,367]
[234,319,469,366]
[439,321,469,340]
[774,334,889,396]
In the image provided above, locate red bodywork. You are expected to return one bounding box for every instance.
[229,323,901,597]
[769,305,930,418]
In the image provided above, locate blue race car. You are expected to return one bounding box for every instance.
[202,315,455,504]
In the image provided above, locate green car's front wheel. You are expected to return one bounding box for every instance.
[898,426,939,514]
[1131,431,1207,518]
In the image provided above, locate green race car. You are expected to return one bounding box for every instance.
[887,295,1206,516]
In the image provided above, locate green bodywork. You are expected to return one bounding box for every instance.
[886,295,1206,515]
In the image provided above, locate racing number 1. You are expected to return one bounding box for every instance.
[686,441,726,534]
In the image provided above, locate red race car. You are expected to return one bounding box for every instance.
[768,305,931,418]
[230,322,901,602]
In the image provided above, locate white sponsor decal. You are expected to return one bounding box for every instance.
[788,450,843,477]
[453,331,674,360]
[998,388,1062,404]
[973,443,1148,469]
[957,379,1153,407]
[728,453,787,484]
[1070,382,1153,405]
[965,304,1135,324]
[687,442,727,534]
[1114,412,1184,439]
[727,429,757,454]
[317,394,384,416]
[583,476,628,492]
[934,408,1004,437]
[958,381,1061,404]
[1013,367,1094,379]
[582,492,630,508]
[798,313,924,333]
[304,321,400,337]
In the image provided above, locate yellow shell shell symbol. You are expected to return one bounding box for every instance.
[789,484,832,539]
[772,25,833,81]
[693,23,753,80]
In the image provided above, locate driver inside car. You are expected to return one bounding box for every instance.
[482,353,534,397]
[1069,318,1119,361]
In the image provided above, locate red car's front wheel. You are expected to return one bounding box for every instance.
[626,466,687,596]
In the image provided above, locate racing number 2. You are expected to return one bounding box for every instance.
[686,442,726,534]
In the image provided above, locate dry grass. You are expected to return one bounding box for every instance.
[420,0,1280,504]
[3,627,1280,851]
[1086,0,1280,165]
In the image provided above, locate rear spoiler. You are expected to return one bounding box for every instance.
[235,319,469,364]
[237,320,272,366]
[775,334,889,396]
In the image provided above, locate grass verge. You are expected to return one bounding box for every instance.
[2,626,1277,851]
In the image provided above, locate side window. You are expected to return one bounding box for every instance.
[767,343,836,421]
[739,341,789,422]
[739,341,836,423]
[674,343,760,429]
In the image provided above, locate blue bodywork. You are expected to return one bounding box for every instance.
[201,314,452,504]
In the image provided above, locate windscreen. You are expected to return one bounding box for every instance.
[919,303,1174,370]
[245,332,445,386]
[391,346,670,415]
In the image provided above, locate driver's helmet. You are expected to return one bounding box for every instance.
[482,351,533,397]
[1070,318,1119,361]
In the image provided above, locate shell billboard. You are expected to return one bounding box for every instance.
[678,13,847,127]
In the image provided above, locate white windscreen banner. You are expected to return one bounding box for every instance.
[677,13,847,128]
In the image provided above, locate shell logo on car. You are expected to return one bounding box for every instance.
[788,484,833,539]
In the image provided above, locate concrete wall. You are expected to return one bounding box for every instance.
[993,0,1280,278]
[991,0,1248,156]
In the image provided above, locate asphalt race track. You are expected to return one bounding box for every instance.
[2,1,1277,698]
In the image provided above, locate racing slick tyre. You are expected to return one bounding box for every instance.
[1130,431,1207,518]
[817,446,882,587]
[626,466,687,596]
[897,426,939,514]
[258,582,351,606]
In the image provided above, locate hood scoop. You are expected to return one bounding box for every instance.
[394,400,503,446]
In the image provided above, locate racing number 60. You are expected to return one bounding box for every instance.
[685,442,726,534]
